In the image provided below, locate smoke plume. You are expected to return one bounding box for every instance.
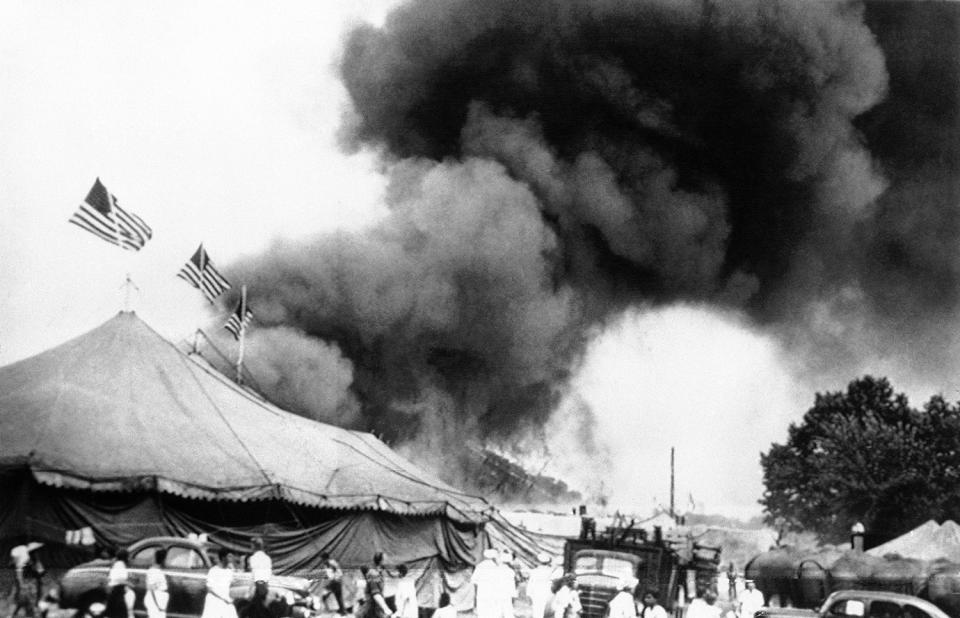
[227,0,960,494]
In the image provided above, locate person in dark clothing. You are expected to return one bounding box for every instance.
[320,552,347,615]
[9,543,45,618]
[364,553,393,618]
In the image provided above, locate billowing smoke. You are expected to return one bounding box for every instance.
[226,0,960,496]
[240,327,361,427]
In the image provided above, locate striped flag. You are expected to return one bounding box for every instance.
[177,244,231,302]
[225,295,253,340]
[68,178,153,250]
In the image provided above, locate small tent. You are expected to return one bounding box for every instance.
[868,520,960,563]
[0,312,494,605]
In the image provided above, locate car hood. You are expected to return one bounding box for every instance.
[66,560,311,594]
[67,558,112,571]
[231,572,312,595]
[755,609,818,618]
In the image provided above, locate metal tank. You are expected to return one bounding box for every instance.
[796,549,844,608]
[745,549,805,607]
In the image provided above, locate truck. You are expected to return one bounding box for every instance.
[562,517,721,618]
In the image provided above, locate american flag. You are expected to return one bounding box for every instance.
[177,244,231,302]
[68,178,153,251]
[225,296,253,340]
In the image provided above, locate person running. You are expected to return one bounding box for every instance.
[145,549,169,618]
[202,548,238,618]
[394,565,418,618]
[321,552,347,615]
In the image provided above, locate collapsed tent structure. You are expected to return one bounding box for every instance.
[0,312,502,605]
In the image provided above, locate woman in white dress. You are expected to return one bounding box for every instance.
[106,549,135,618]
[202,548,238,618]
[145,549,169,618]
[394,564,418,618]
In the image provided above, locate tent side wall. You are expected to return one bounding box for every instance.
[0,469,483,608]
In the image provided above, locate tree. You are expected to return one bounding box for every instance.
[760,376,960,543]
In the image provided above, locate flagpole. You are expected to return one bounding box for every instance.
[236,285,247,384]
[109,186,130,313]
[122,273,138,313]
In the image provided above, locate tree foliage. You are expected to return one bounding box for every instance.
[760,376,960,543]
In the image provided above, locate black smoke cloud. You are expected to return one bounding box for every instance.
[229,0,960,466]
[339,0,888,317]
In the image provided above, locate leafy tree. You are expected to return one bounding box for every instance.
[760,376,960,543]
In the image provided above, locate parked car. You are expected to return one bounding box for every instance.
[59,537,316,618]
[755,590,951,618]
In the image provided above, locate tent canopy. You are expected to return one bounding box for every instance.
[867,520,960,562]
[0,312,491,524]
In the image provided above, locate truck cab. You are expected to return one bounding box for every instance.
[563,521,720,618]
[571,550,644,617]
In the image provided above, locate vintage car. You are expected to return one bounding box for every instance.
[755,590,951,618]
[58,537,316,618]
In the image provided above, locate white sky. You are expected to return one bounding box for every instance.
[0,0,882,520]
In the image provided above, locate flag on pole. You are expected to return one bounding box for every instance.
[225,295,253,340]
[68,178,153,250]
[177,244,231,302]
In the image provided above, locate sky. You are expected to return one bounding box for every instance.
[1,0,956,521]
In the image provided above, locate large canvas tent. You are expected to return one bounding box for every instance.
[0,312,495,604]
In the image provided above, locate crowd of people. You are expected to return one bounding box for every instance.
[467,548,765,618]
[7,540,765,618]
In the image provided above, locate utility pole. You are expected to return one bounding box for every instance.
[669,446,675,519]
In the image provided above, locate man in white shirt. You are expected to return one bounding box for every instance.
[249,538,272,584]
[639,590,667,618]
[738,581,765,618]
[607,578,638,618]
[687,591,721,618]
[244,538,272,618]
[471,549,501,618]
[525,553,554,618]
[550,574,581,618]
[497,550,517,618]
